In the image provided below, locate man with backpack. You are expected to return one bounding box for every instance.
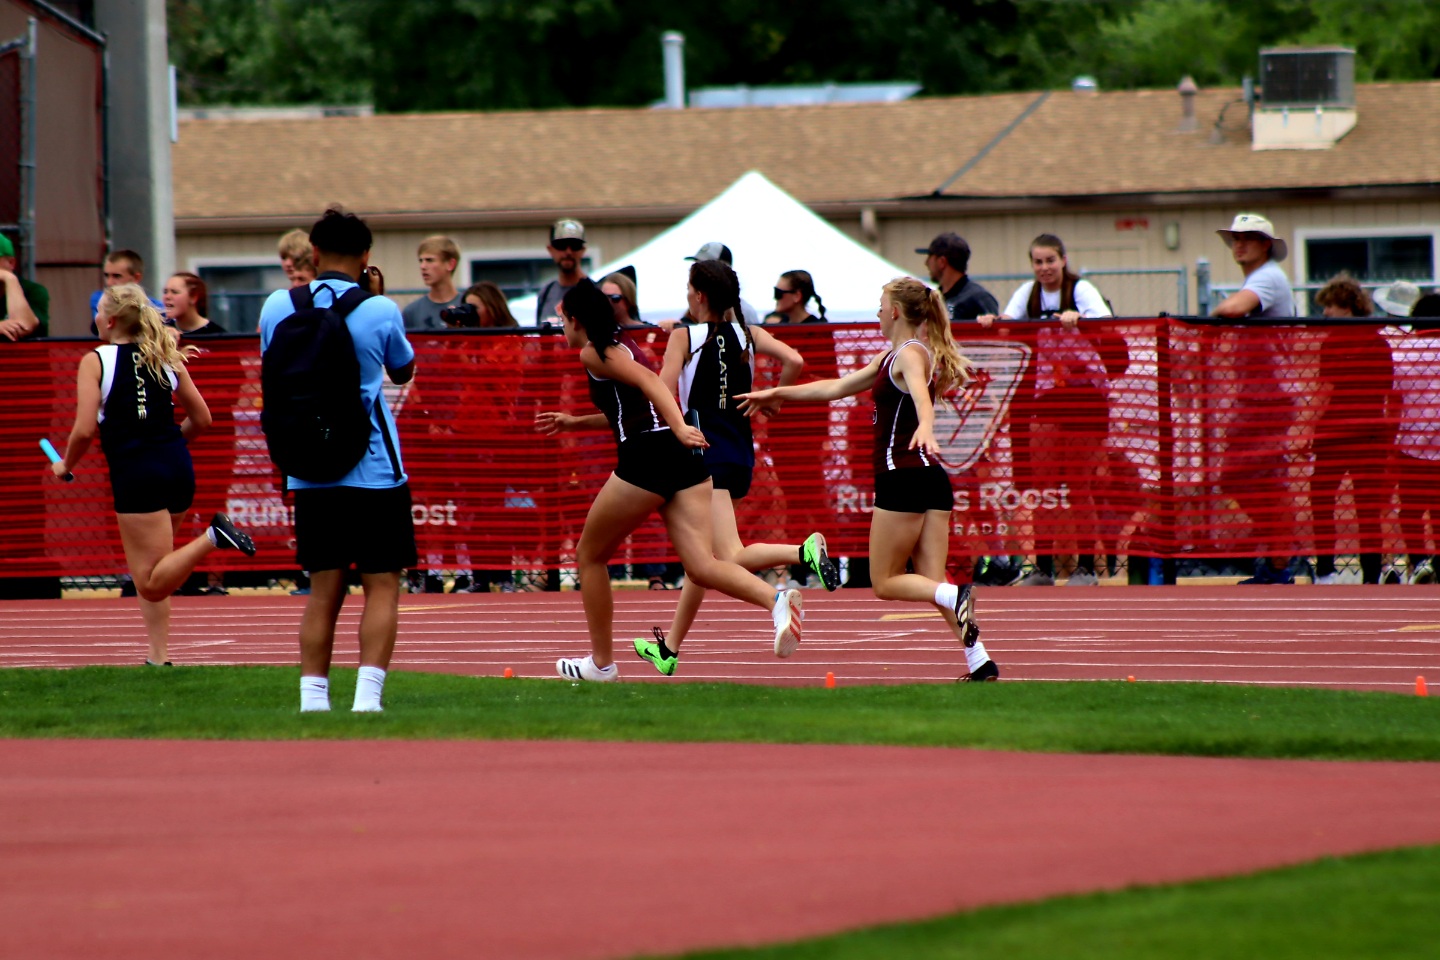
[259,207,417,713]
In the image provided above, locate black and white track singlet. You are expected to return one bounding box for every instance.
[96,342,184,457]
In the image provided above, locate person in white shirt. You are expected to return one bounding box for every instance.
[978,234,1116,587]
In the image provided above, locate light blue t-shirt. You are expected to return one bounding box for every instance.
[1241,261,1297,318]
[259,277,415,490]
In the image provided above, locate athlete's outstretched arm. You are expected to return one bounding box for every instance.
[737,351,884,411]
[534,411,608,435]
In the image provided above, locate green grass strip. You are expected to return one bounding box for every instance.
[655,845,1440,960]
[1,666,1437,760]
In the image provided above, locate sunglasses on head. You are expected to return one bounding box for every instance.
[552,239,585,252]
[773,286,794,300]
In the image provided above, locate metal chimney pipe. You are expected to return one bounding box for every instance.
[662,31,685,109]
[1177,75,1198,131]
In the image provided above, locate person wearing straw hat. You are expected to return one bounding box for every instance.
[1213,213,1298,584]
[1213,213,1296,319]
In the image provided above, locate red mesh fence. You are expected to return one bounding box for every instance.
[1,320,1430,581]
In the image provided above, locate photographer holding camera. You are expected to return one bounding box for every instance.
[978,234,1117,587]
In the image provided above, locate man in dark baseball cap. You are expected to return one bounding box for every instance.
[917,232,997,321]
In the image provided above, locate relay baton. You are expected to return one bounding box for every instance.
[685,410,704,457]
[40,438,73,481]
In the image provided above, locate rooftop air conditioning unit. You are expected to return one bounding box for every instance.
[1252,46,1357,150]
[1259,46,1355,108]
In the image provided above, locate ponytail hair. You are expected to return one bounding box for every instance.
[101,283,195,379]
[882,276,972,394]
[687,258,754,356]
[560,277,622,360]
[780,269,826,321]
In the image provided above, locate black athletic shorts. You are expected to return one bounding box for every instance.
[293,483,419,574]
[614,430,711,501]
[106,439,196,515]
[874,465,954,514]
[697,412,754,500]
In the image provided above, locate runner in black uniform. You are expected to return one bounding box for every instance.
[630,259,838,675]
[49,284,255,665]
[534,279,805,682]
[740,276,999,681]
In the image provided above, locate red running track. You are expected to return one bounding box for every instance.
[2,585,1438,692]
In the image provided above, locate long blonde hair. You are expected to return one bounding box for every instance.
[883,276,972,394]
[102,283,196,380]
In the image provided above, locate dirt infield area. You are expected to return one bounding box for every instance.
[5,739,1439,960]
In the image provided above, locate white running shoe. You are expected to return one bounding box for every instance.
[1066,570,1100,586]
[772,588,804,658]
[1015,571,1055,587]
[556,655,619,682]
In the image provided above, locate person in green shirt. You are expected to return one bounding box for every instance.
[0,234,48,339]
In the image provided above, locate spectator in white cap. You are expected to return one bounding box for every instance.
[685,241,760,325]
[1374,280,1423,319]
[536,218,588,324]
[1213,213,1296,319]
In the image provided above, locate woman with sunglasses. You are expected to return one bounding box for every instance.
[767,269,844,588]
[534,278,805,681]
[627,259,838,675]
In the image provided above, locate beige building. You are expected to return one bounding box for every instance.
[161,77,1440,335]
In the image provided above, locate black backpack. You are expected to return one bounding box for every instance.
[261,283,400,484]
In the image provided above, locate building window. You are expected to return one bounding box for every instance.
[467,255,593,300]
[195,263,287,333]
[1301,231,1436,284]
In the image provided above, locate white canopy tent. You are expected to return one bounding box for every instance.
[509,171,916,325]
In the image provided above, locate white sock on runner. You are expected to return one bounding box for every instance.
[300,675,330,712]
[964,639,991,673]
[353,666,386,712]
[934,582,959,610]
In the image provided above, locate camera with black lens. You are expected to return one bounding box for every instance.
[440,302,480,327]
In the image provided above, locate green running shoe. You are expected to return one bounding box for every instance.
[633,627,678,676]
[801,533,840,591]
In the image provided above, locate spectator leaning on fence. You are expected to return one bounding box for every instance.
[1212,214,1299,584]
[1311,274,1395,585]
[0,233,47,340]
[918,232,999,321]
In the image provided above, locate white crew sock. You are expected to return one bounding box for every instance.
[353,665,386,712]
[300,676,330,712]
[205,525,218,547]
[965,638,991,673]
[934,582,959,610]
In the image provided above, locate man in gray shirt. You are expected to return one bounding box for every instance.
[535,219,588,324]
[401,235,463,331]
[1213,213,1296,319]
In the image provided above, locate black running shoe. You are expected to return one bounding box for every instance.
[963,622,981,649]
[209,513,256,557]
[959,660,1000,682]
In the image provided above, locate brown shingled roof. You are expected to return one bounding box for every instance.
[173,82,1440,223]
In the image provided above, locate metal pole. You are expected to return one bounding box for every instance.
[18,17,36,282]
[1177,265,1188,315]
[1195,257,1211,316]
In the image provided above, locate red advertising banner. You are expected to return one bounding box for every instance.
[1,320,1431,578]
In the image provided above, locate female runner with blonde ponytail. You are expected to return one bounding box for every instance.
[739,277,1000,680]
[49,284,256,665]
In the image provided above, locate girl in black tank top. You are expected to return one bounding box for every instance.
[628,259,838,675]
[738,277,1001,682]
[48,284,255,666]
[533,278,810,682]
